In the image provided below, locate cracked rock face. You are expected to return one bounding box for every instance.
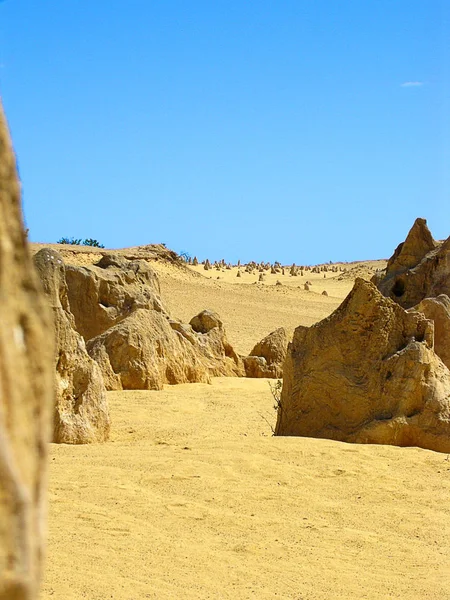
[275,278,450,453]
[0,102,53,599]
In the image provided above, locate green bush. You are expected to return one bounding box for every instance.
[57,237,82,245]
[57,237,105,248]
[83,238,105,248]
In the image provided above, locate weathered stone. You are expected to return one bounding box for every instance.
[65,254,165,341]
[276,278,450,453]
[374,218,449,309]
[0,102,53,600]
[34,249,110,444]
[414,295,450,370]
[87,308,244,390]
[245,328,287,378]
[190,309,222,334]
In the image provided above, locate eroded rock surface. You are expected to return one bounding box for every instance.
[87,308,244,391]
[414,295,450,370]
[65,254,166,341]
[34,249,110,443]
[0,102,53,599]
[244,328,287,378]
[374,218,450,308]
[276,278,450,453]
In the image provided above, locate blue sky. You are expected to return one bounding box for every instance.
[0,1,448,263]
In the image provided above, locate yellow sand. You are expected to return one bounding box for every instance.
[39,252,450,599]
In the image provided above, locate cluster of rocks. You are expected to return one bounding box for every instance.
[276,218,450,453]
[31,246,291,447]
[193,257,347,277]
[32,249,253,443]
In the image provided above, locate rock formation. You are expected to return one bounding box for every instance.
[244,328,287,378]
[275,278,450,453]
[87,308,244,390]
[0,102,53,599]
[373,218,449,309]
[413,295,450,370]
[34,249,110,444]
[65,254,165,341]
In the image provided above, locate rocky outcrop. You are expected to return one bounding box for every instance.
[87,309,244,391]
[189,310,245,376]
[65,254,166,341]
[414,295,450,370]
[0,102,53,599]
[244,328,287,378]
[34,249,110,444]
[373,218,450,309]
[275,278,450,453]
[385,217,436,275]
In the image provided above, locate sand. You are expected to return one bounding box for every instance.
[37,247,450,599]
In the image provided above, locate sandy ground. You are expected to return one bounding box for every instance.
[36,245,450,599]
[41,378,450,600]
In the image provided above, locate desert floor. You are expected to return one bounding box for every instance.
[39,249,450,600]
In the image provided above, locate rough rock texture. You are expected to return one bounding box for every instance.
[386,217,437,275]
[414,295,450,370]
[34,249,110,444]
[373,218,450,309]
[0,103,53,599]
[275,278,450,453]
[87,309,244,391]
[244,328,287,378]
[65,254,166,341]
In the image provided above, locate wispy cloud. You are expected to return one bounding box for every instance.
[401,81,424,87]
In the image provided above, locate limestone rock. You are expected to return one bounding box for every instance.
[65,254,165,341]
[244,328,287,378]
[414,295,450,370]
[374,218,449,309]
[386,218,436,277]
[87,310,210,390]
[34,249,110,444]
[189,309,222,333]
[87,308,244,390]
[0,102,53,600]
[275,278,450,453]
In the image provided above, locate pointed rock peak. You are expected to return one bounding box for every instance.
[386,218,436,275]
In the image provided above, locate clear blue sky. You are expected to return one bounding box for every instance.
[0,1,448,263]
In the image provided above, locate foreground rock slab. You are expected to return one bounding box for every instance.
[0,103,53,599]
[276,278,450,453]
[34,249,110,443]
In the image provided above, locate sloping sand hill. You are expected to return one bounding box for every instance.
[37,246,450,599]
